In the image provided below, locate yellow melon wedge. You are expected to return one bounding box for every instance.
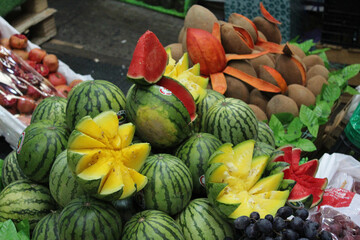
[120,167,136,199]
[73,149,109,174]
[185,63,201,76]
[75,116,108,144]
[244,155,269,190]
[78,156,113,180]
[118,123,136,149]
[228,192,268,219]
[128,168,148,192]
[207,164,229,183]
[248,172,284,195]
[252,197,288,216]
[178,71,209,89]
[164,48,176,76]
[68,130,107,149]
[93,111,119,139]
[232,140,255,178]
[254,190,290,200]
[121,143,151,171]
[100,164,124,195]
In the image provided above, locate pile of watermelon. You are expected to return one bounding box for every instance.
[0,10,331,240]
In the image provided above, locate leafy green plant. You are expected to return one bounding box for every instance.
[0,219,30,240]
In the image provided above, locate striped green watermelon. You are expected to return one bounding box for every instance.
[256,121,276,147]
[197,89,225,132]
[175,133,222,196]
[1,150,28,187]
[49,150,85,207]
[58,196,122,240]
[66,80,126,131]
[16,120,69,183]
[32,211,60,240]
[31,96,67,125]
[253,141,275,158]
[176,198,234,240]
[122,210,185,240]
[203,98,258,145]
[138,154,193,215]
[126,77,196,149]
[0,179,56,229]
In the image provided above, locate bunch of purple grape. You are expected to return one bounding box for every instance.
[233,206,333,240]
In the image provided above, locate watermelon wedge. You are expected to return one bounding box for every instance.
[294,159,319,177]
[127,31,168,85]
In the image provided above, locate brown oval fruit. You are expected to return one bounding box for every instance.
[287,84,316,108]
[258,31,267,41]
[164,43,183,62]
[275,55,303,85]
[253,16,281,44]
[184,4,218,33]
[249,51,275,76]
[248,104,268,121]
[42,54,59,72]
[224,75,250,103]
[249,89,268,112]
[306,64,329,80]
[258,65,278,86]
[266,94,299,118]
[288,44,306,59]
[228,13,257,43]
[178,26,186,43]
[302,55,324,69]
[306,75,328,96]
[228,59,257,77]
[221,23,252,54]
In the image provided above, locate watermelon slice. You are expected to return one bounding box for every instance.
[127,31,168,85]
[295,159,319,177]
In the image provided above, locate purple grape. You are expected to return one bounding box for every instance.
[234,216,250,231]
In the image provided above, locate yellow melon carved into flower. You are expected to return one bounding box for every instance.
[67,110,150,201]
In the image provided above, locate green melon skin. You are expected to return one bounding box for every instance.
[66,80,126,131]
[203,98,258,145]
[176,198,234,240]
[49,150,85,207]
[1,150,28,188]
[17,120,69,183]
[138,154,193,215]
[0,179,57,229]
[122,210,185,240]
[31,96,67,125]
[126,84,192,149]
[175,133,222,197]
[256,121,276,147]
[253,141,275,158]
[58,196,122,240]
[32,211,60,240]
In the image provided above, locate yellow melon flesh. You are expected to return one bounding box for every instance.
[128,168,148,192]
[100,164,124,195]
[248,172,284,195]
[121,143,151,171]
[93,111,118,139]
[244,155,268,190]
[78,156,113,180]
[75,116,107,143]
[118,123,135,149]
[74,149,108,174]
[68,131,107,149]
[185,63,201,76]
[119,167,136,199]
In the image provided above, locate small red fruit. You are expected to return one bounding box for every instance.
[26,85,41,100]
[26,60,37,69]
[0,87,17,107]
[28,48,47,63]
[16,96,36,114]
[42,54,59,72]
[9,34,28,49]
[55,84,71,97]
[35,64,49,77]
[69,79,83,89]
[48,72,67,86]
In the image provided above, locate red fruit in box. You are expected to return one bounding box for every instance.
[0,38,11,49]
[9,34,28,49]
[35,64,49,77]
[28,48,47,63]
[0,87,17,107]
[26,60,37,69]
[26,85,41,100]
[42,54,59,72]
[16,96,36,114]
[48,72,67,86]
[68,79,83,89]
[12,49,29,60]
[55,84,71,97]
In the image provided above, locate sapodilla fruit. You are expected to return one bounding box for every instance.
[306,75,328,96]
[253,16,281,44]
[228,13,258,43]
[258,31,267,41]
[249,89,268,113]
[248,104,268,121]
[306,64,329,80]
[266,94,299,118]
[249,50,275,76]
[224,75,250,103]
[164,43,183,62]
[288,44,306,59]
[287,84,316,108]
[227,60,257,78]
[184,4,218,33]
[302,55,324,69]
[275,54,304,85]
[221,23,252,54]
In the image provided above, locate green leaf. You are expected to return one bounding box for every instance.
[269,115,285,138]
[289,36,300,43]
[284,117,303,142]
[15,220,30,239]
[0,220,18,240]
[308,48,330,55]
[299,39,315,54]
[299,157,309,165]
[321,83,341,104]
[342,64,360,81]
[292,138,317,152]
[313,101,332,119]
[318,117,328,125]
[273,113,295,125]
[299,105,319,137]
[318,52,330,69]
[328,74,347,88]
[344,85,360,95]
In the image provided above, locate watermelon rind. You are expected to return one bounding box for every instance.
[256,121,276,147]
[1,150,28,188]
[122,210,185,240]
[253,141,275,158]
[287,194,313,209]
[32,211,60,240]
[31,96,67,125]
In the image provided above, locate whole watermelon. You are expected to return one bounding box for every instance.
[138,154,193,215]
[31,96,67,125]
[58,196,122,240]
[49,150,85,207]
[112,197,141,225]
[1,150,28,187]
[126,82,194,149]
[122,210,185,240]
[256,121,276,147]
[176,198,234,240]
[66,80,126,131]
[175,133,222,196]
[32,211,60,240]
[17,120,69,183]
[0,179,57,229]
[203,98,258,145]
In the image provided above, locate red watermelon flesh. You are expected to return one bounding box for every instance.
[289,183,323,208]
[157,77,197,122]
[295,159,319,177]
[127,30,167,85]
